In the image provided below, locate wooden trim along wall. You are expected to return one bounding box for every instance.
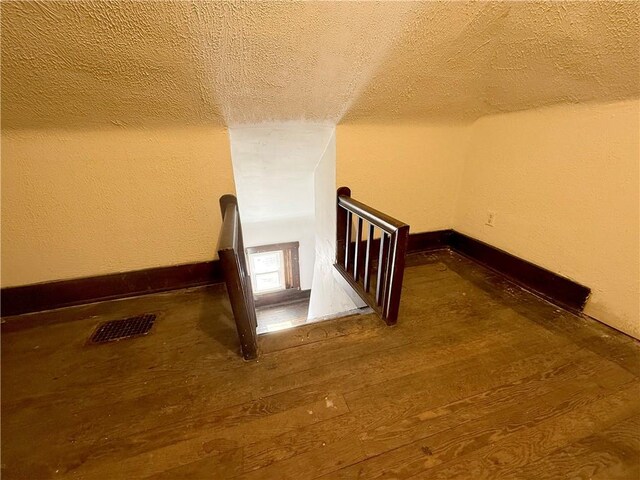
[447,232,590,312]
[1,229,590,317]
[407,229,453,253]
[1,261,223,317]
[405,229,589,312]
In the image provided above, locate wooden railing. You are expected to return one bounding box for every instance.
[218,194,258,360]
[335,187,410,325]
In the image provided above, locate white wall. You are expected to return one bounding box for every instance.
[229,124,332,223]
[455,99,640,339]
[230,123,359,319]
[308,131,358,319]
[229,124,335,291]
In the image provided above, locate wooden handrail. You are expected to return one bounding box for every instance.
[217,194,258,360]
[335,187,410,325]
[337,195,407,233]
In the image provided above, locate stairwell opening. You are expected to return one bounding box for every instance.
[228,123,362,334]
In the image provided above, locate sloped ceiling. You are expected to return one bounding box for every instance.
[2,1,639,129]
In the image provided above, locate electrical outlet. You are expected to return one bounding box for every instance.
[486,210,496,227]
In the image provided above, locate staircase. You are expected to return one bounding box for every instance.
[218,188,410,359]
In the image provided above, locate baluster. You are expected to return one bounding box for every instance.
[383,225,409,325]
[376,232,388,305]
[334,187,410,327]
[344,211,352,270]
[354,217,363,280]
[381,232,393,312]
[364,223,375,292]
[336,187,351,267]
[336,208,347,266]
[382,232,396,319]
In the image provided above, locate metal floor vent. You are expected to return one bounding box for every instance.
[89,313,156,344]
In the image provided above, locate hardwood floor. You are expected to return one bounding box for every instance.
[2,250,639,479]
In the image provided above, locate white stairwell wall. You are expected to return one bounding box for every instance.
[229,123,357,323]
[308,130,359,320]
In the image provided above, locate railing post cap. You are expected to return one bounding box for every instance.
[337,186,351,197]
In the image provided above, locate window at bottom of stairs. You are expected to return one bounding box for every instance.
[247,242,300,295]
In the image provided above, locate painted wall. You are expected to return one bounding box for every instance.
[229,124,336,291]
[1,126,235,287]
[308,131,358,320]
[336,123,470,233]
[3,106,638,340]
[0,123,469,290]
[455,99,640,338]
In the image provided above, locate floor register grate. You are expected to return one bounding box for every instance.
[89,313,156,344]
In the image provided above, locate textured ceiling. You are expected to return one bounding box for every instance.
[2,1,639,128]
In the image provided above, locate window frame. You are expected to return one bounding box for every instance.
[246,241,301,296]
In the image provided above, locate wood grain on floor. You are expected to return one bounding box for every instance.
[1,251,638,479]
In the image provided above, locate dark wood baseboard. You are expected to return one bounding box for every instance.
[408,229,453,253]
[447,231,590,312]
[353,228,588,312]
[1,228,590,317]
[1,261,222,317]
[254,289,311,308]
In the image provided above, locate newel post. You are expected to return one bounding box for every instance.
[336,187,351,266]
[219,194,238,218]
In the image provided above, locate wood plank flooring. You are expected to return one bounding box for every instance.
[1,250,639,479]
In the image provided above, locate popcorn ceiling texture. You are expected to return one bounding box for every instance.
[2,1,639,128]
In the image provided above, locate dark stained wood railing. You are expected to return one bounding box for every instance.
[218,194,258,360]
[335,187,410,325]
